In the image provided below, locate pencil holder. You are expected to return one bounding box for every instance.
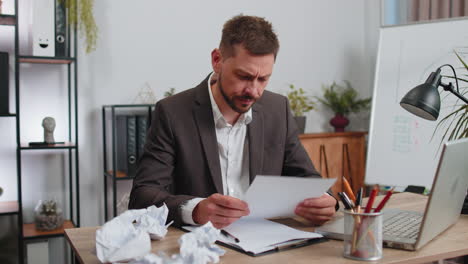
[343,210,383,261]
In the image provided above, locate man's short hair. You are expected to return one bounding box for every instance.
[220,15,280,59]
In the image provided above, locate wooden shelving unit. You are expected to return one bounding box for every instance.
[0,201,19,216]
[102,104,154,221]
[20,142,77,150]
[23,220,75,239]
[0,14,16,26]
[0,1,80,263]
[18,55,75,64]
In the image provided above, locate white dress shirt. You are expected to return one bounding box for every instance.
[180,73,252,225]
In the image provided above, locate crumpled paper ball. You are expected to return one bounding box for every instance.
[96,215,151,263]
[135,204,170,240]
[96,204,171,263]
[178,222,225,264]
[128,222,225,264]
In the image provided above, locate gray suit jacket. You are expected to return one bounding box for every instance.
[129,75,321,226]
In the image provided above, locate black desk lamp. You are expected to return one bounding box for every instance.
[400,64,468,121]
[400,64,468,215]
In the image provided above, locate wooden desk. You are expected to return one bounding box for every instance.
[65,193,468,264]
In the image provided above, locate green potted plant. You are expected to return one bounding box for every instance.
[286,84,315,133]
[164,87,176,98]
[61,0,98,53]
[434,51,468,142]
[316,81,371,132]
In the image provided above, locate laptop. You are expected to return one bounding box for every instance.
[315,138,468,251]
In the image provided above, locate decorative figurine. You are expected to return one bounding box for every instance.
[42,117,56,143]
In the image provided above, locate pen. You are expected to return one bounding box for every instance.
[365,185,378,213]
[342,177,357,202]
[374,187,395,213]
[338,192,353,211]
[221,229,240,243]
[355,187,363,208]
[341,192,355,209]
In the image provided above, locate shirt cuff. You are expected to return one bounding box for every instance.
[180,197,205,225]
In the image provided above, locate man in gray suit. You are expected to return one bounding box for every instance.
[129,15,337,228]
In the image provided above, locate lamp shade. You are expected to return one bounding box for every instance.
[400,71,441,121]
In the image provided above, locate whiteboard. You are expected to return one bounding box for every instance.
[366,18,468,189]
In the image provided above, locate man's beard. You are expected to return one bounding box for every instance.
[218,73,255,114]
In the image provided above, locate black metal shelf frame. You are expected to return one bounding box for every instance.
[3,1,81,263]
[0,113,16,117]
[19,144,77,150]
[102,104,154,221]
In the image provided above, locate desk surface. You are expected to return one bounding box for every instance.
[65,193,468,264]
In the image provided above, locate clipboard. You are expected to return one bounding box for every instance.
[216,236,329,257]
[181,221,329,257]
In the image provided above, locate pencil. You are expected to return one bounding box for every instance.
[374,187,395,213]
[364,185,379,213]
[342,177,356,202]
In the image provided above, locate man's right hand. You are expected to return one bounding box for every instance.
[192,193,250,229]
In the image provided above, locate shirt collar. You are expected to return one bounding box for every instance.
[207,73,252,127]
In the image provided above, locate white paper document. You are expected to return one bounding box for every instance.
[245,175,336,219]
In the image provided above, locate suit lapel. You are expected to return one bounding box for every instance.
[193,76,224,194]
[248,104,264,184]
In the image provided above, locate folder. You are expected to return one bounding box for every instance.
[183,218,327,256]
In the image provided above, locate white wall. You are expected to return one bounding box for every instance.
[0,0,381,262]
[76,0,381,226]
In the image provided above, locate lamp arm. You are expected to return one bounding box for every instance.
[441,83,468,105]
[438,64,461,94]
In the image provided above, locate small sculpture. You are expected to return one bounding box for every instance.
[42,117,56,143]
[133,82,157,104]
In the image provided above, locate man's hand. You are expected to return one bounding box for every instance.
[193,193,250,229]
[294,194,336,226]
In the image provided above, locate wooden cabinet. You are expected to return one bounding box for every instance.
[299,132,367,197]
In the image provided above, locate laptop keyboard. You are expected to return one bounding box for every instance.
[383,212,422,239]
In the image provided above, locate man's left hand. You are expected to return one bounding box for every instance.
[294,194,336,226]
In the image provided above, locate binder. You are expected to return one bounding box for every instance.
[126,116,137,177]
[33,0,55,56]
[114,114,148,177]
[55,0,68,57]
[136,115,148,159]
[0,52,9,114]
[115,116,128,174]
